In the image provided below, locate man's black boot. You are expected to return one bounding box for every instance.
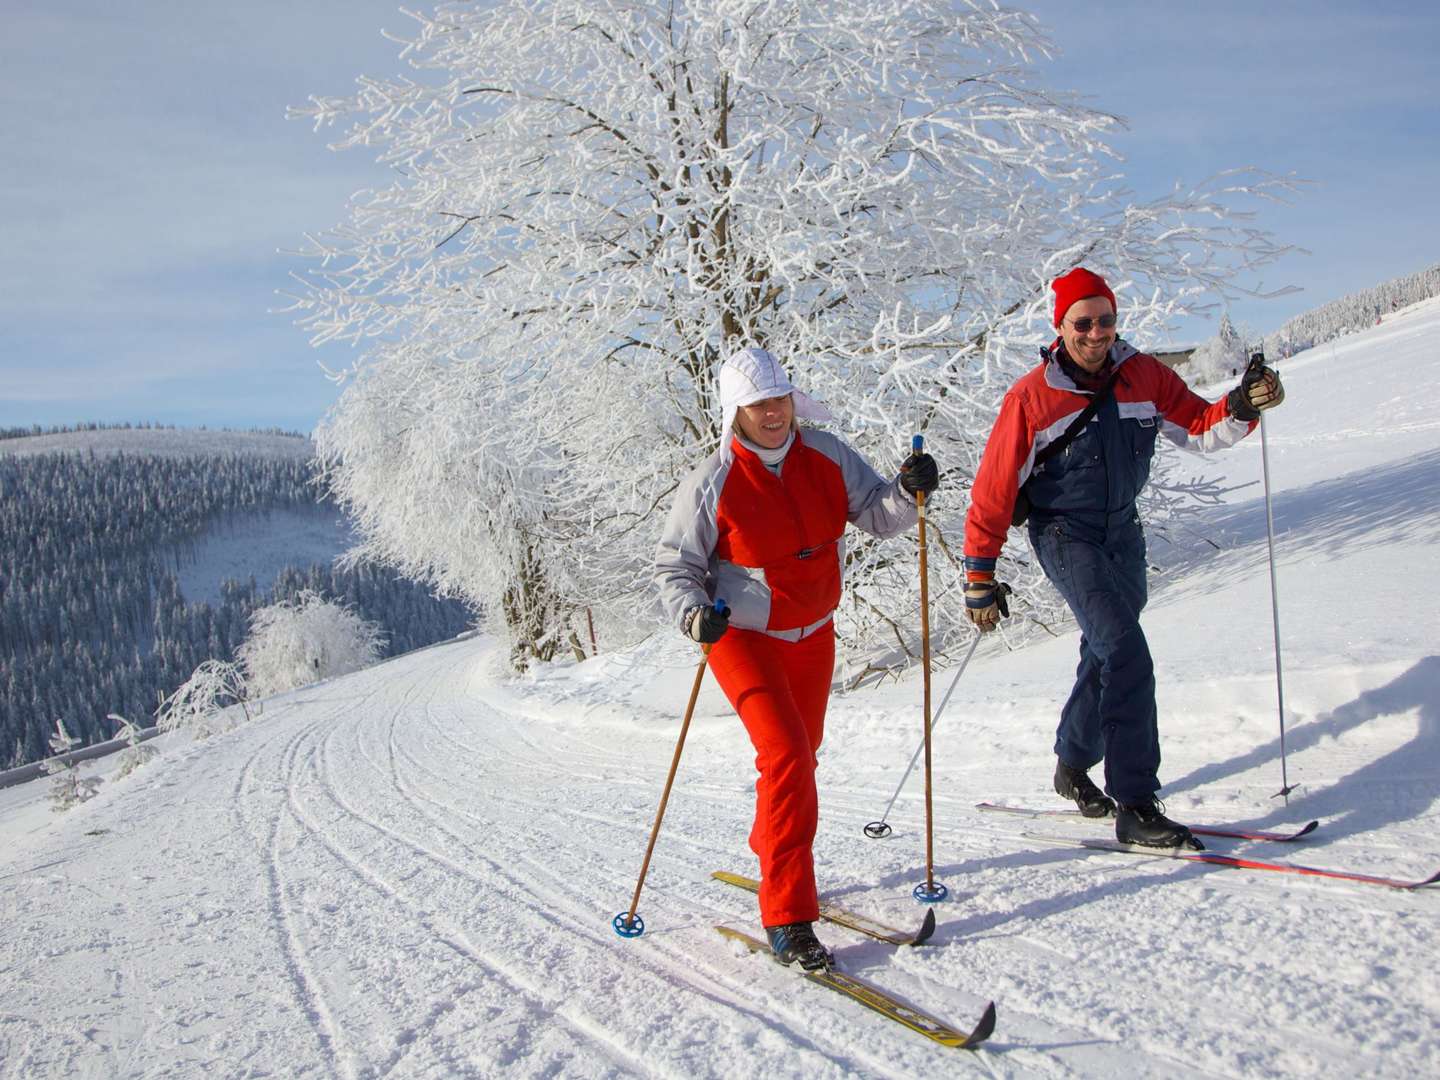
[764,921,834,971]
[1115,801,1204,850]
[1054,759,1116,818]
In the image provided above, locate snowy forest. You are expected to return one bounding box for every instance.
[1265,261,1440,357]
[0,448,473,768]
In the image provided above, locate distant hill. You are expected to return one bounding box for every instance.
[0,425,314,460]
[1,428,475,768]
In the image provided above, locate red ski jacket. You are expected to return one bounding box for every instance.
[656,429,916,637]
[963,341,1255,573]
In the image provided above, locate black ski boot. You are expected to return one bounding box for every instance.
[1054,759,1116,818]
[1116,801,1204,850]
[764,921,834,971]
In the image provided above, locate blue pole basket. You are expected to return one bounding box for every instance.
[913,881,949,904]
[613,912,645,938]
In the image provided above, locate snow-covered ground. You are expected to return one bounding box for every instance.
[2,308,1438,1078]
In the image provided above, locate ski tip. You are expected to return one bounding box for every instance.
[913,905,937,946]
[965,1000,998,1048]
[1294,819,1320,839]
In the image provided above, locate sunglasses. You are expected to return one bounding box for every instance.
[1066,313,1117,333]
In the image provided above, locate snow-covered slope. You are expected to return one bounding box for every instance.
[3,310,1438,1078]
[0,427,313,460]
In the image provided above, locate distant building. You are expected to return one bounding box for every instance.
[1150,347,1196,370]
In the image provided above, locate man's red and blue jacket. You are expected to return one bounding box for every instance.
[963,340,1257,575]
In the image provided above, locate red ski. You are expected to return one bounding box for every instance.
[977,801,1318,842]
[1033,833,1440,891]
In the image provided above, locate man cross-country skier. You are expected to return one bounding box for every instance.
[962,267,1285,849]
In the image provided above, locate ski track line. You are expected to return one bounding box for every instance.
[292,732,660,1080]
[327,654,987,1078]
[378,695,786,947]
[262,721,353,1078]
[229,679,402,1079]
[313,696,743,1077]
[293,691,668,1080]
[374,671,750,890]
[317,716,844,1077]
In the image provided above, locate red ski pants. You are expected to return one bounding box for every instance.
[707,623,835,926]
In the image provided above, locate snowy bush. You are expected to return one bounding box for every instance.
[41,719,102,811]
[293,0,1298,669]
[236,590,386,697]
[156,660,250,739]
[108,713,158,778]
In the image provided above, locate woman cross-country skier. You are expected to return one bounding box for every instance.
[655,346,938,971]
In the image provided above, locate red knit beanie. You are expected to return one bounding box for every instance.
[1052,267,1117,327]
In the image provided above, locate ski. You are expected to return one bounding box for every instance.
[715,925,995,1050]
[712,870,935,946]
[1029,832,1440,891]
[978,801,1319,842]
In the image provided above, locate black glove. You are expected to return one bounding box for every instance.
[686,602,730,644]
[899,452,939,496]
[963,581,1011,633]
[1227,354,1285,422]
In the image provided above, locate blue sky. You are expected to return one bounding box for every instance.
[2,2,1436,433]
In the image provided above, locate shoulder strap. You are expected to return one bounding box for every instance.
[1033,368,1122,468]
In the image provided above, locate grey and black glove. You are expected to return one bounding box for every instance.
[1227,356,1285,422]
[899,452,939,496]
[686,602,730,644]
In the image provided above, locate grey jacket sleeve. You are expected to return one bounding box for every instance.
[805,429,919,539]
[653,453,726,631]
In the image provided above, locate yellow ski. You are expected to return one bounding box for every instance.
[715,925,995,1050]
[712,871,935,946]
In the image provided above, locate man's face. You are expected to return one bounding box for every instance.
[1059,296,1117,374]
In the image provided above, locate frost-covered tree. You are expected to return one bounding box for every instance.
[41,719,102,811]
[156,660,250,739]
[237,591,386,697]
[1186,312,1251,387]
[108,713,158,779]
[292,0,1297,668]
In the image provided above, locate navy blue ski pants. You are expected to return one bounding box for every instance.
[1030,513,1160,806]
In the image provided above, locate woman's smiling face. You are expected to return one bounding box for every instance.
[734,394,795,448]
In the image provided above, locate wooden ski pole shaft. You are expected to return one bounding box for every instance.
[909,435,947,903]
[614,599,726,937]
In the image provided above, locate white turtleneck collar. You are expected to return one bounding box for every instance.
[735,428,796,475]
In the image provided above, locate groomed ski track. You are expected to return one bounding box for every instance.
[4,628,1438,1078]
[5,307,1440,1077]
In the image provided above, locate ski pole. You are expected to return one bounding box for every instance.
[865,630,981,839]
[1248,351,1297,802]
[907,435,948,904]
[863,585,1008,839]
[613,599,727,938]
